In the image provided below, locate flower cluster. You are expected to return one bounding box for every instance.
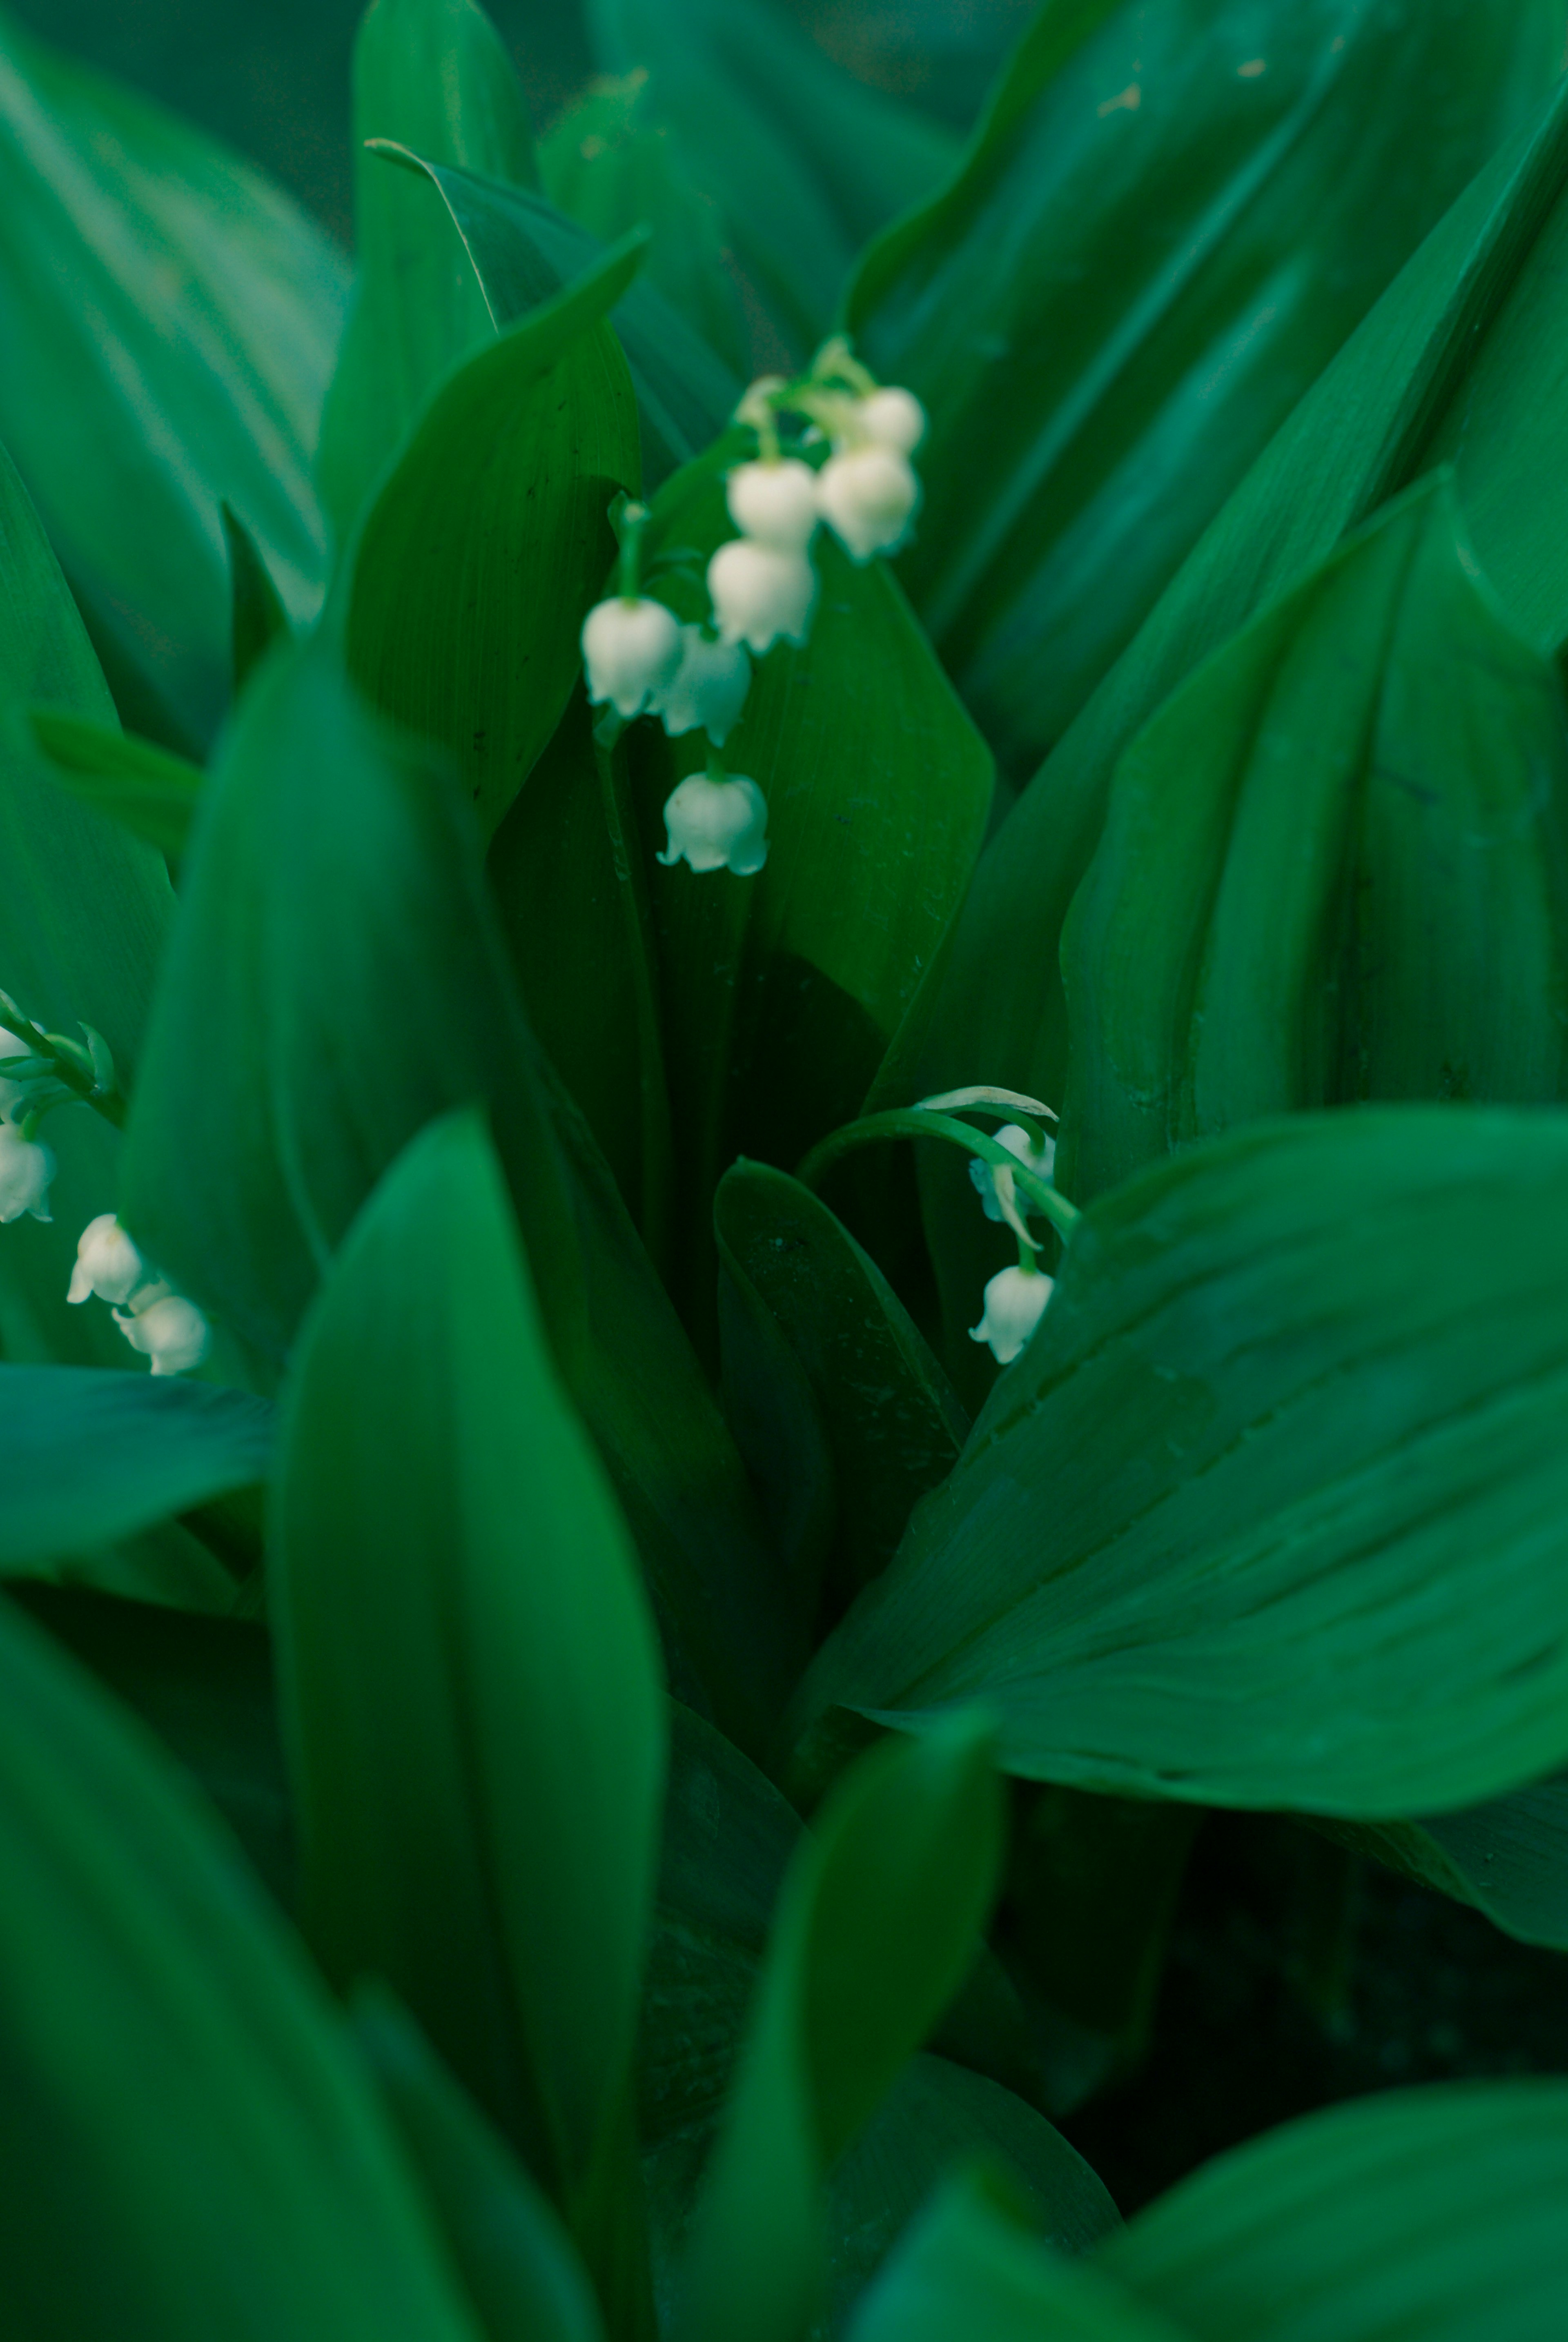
[67,1213,209,1376]
[580,338,926,881]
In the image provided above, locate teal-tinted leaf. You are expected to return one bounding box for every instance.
[849,0,1566,776]
[715,1162,967,1623]
[0,1365,270,1574]
[1062,475,1568,1200]
[0,1591,483,2342]
[370,141,739,485]
[848,2172,1181,2342]
[223,503,291,693]
[26,706,202,870]
[354,1986,608,2342]
[9,1583,292,1903]
[1102,2081,1568,2341]
[273,1111,665,2295]
[633,458,992,1345]
[797,1107,1568,1820]
[343,230,643,840]
[585,0,958,351]
[1317,1772,1568,1953]
[540,73,747,372]
[0,9,347,747]
[316,0,535,548]
[675,1712,1002,2342]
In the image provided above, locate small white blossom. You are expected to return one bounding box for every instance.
[816,445,921,563]
[653,625,752,744]
[726,458,820,550]
[857,386,926,456]
[657,773,769,877]
[0,1022,31,1120]
[707,540,817,654]
[969,1124,1058,1225]
[67,1213,147,1305]
[115,1292,209,1377]
[581,595,683,719]
[969,1265,1053,1367]
[0,1123,54,1223]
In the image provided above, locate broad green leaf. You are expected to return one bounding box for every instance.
[675,1712,1003,2342]
[273,1111,664,2313]
[9,1582,292,1903]
[1316,1772,1568,1953]
[354,1986,608,2342]
[585,0,958,351]
[1062,475,1568,1200]
[796,1107,1568,1819]
[25,706,202,870]
[1102,2081,1568,2341]
[0,1365,271,1573]
[715,1162,967,1624]
[0,8,347,747]
[343,231,643,840]
[223,503,291,692]
[0,439,174,1374]
[848,0,1567,775]
[316,0,535,548]
[633,454,993,1349]
[0,1590,483,2342]
[122,637,793,1756]
[540,72,747,372]
[370,141,739,486]
[848,2172,1182,2342]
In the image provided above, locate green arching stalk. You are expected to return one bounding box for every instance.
[796,1108,1080,1243]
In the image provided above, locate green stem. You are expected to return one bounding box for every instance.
[593,724,675,1278]
[796,1109,1080,1243]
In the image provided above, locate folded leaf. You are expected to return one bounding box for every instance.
[1316,1772,1568,1954]
[316,0,535,546]
[343,229,643,840]
[223,503,291,692]
[26,706,203,870]
[1102,2081,1568,2341]
[848,0,1567,774]
[0,9,347,746]
[1062,475,1568,1199]
[796,1107,1568,1819]
[0,1591,483,2341]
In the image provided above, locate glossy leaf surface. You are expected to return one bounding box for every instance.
[316,0,535,548]
[344,231,642,839]
[273,1111,665,2222]
[849,0,1567,775]
[26,706,202,870]
[1103,2082,1568,2340]
[1062,477,1568,1199]
[0,1592,482,2342]
[798,1109,1568,1819]
[0,9,346,745]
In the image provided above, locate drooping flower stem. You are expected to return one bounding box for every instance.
[795,1108,1079,1243]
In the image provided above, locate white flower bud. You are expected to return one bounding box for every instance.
[0,1022,30,1120]
[725,459,820,550]
[858,386,926,455]
[969,1124,1058,1225]
[0,1122,54,1223]
[707,539,818,654]
[656,774,769,877]
[816,446,921,562]
[969,1265,1053,1367]
[115,1292,210,1377]
[67,1213,147,1305]
[581,595,682,719]
[653,625,752,745]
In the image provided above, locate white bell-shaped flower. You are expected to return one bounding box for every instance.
[653,625,752,744]
[707,539,817,654]
[0,1123,54,1224]
[857,386,927,455]
[816,445,921,562]
[115,1292,210,1377]
[657,773,769,877]
[67,1213,147,1305]
[726,458,820,550]
[581,595,683,719]
[969,1264,1054,1367]
[969,1124,1058,1225]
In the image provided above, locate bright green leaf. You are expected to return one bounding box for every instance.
[25,705,203,870]
[223,503,291,693]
